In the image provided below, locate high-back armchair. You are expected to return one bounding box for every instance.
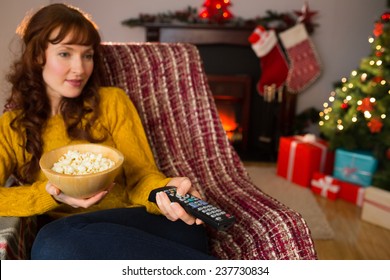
[0,42,317,260]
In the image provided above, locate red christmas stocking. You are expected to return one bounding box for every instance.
[279,23,321,93]
[248,26,289,96]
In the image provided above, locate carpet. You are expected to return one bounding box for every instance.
[245,164,334,240]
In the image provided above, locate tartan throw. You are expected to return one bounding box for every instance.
[100,42,317,260]
[0,216,37,260]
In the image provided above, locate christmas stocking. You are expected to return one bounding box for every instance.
[279,23,321,93]
[248,26,289,96]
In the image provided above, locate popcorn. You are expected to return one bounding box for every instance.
[52,150,115,175]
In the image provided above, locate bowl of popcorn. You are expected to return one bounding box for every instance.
[39,144,124,198]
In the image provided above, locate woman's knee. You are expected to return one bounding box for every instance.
[31,216,87,259]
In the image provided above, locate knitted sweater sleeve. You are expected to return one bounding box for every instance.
[99,87,171,214]
[0,112,59,217]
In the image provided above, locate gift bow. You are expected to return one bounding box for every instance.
[343,167,357,177]
[336,155,372,183]
[312,176,340,197]
[287,134,327,181]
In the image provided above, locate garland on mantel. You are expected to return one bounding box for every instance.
[121,6,318,34]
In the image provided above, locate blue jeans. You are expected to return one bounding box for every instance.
[31,207,215,260]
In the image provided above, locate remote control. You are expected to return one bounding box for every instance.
[148,186,235,231]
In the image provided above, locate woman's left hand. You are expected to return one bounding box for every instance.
[46,181,115,208]
[155,177,204,226]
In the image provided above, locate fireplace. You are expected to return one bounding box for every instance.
[207,74,251,152]
[143,23,297,161]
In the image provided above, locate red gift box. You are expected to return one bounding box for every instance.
[276,134,335,187]
[310,172,340,200]
[338,180,365,207]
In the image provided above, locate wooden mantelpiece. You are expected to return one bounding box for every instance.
[144,23,253,46]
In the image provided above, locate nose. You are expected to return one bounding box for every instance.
[71,56,85,75]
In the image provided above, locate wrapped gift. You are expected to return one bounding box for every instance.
[310,172,340,200]
[333,149,378,187]
[338,180,365,207]
[277,134,334,187]
[361,187,390,230]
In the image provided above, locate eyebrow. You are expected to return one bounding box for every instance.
[54,44,94,52]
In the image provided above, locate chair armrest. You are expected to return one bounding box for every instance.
[0,216,37,260]
[206,179,317,260]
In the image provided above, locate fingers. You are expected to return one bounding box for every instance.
[156,192,179,221]
[162,177,205,225]
[167,177,191,196]
[156,191,198,225]
[80,190,109,208]
[46,182,113,208]
[46,183,61,196]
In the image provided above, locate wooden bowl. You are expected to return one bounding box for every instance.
[39,143,124,198]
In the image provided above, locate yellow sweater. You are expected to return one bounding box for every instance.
[0,87,170,218]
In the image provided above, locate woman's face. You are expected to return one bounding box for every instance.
[42,29,94,113]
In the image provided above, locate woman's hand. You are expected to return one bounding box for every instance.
[46,182,114,208]
[155,177,204,226]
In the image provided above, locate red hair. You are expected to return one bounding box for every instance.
[6,3,105,183]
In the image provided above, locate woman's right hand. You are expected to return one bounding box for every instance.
[45,182,114,208]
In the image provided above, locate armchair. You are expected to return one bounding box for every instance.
[0,42,317,260]
[100,42,317,260]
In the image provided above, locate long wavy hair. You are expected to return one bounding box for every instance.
[6,3,105,183]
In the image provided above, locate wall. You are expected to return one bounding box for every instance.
[0,0,49,111]
[0,0,387,114]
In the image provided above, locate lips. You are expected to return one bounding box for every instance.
[66,79,83,87]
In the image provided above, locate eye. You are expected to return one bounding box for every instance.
[84,53,94,60]
[58,52,70,58]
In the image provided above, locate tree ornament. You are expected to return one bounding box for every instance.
[376,50,383,57]
[357,98,375,112]
[381,12,390,22]
[373,22,383,37]
[367,118,383,133]
[340,103,349,110]
[372,76,383,83]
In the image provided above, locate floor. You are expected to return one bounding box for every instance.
[243,160,390,259]
[313,195,390,260]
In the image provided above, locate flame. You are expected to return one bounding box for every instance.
[218,108,238,140]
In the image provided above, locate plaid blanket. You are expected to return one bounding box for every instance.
[0,216,37,260]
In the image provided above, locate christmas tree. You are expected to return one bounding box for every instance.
[199,0,233,23]
[319,12,390,190]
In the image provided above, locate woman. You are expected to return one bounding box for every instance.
[0,3,213,260]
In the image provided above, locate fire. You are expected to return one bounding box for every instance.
[218,109,238,140]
